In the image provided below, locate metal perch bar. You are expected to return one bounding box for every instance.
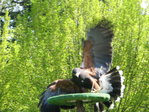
[76,101,86,112]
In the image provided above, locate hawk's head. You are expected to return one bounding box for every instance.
[72,68,100,91]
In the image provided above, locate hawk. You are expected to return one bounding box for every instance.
[38,20,125,112]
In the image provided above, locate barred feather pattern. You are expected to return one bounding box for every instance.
[97,66,125,111]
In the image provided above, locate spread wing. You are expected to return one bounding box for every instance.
[72,20,125,112]
[81,20,114,75]
[38,79,81,112]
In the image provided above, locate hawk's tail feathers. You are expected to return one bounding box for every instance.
[108,66,125,99]
[99,66,125,110]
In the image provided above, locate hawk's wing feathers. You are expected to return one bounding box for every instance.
[81,20,114,74]
[82,40,94,69]
[38,79,81,112]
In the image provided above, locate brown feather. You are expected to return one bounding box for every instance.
[82,40,94,69]
[49,79,81,93]
[82,40,97,78]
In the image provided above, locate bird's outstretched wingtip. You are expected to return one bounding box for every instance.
[94,19,113,30]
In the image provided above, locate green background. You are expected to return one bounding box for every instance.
[0,0,148,112]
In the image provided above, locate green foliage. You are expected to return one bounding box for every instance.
[0,0,148,112]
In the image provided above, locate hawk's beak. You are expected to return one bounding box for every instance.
[75,72,80,78]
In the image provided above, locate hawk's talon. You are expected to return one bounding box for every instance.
[91,89,99,93]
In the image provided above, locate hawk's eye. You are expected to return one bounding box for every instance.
[72,69,77,75]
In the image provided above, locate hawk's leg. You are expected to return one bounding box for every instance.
[91,79,101,93]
